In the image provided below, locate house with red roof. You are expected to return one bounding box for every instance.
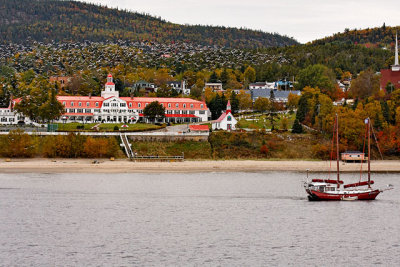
[212,101,237,131]
[2,74,210,125]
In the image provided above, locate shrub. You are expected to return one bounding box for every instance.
[83,137,119,158]
[113,125,119,131]
[1,129,35,158]
[312,143,330,160]
[260,145,269,155]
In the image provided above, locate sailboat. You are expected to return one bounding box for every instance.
[304,115,384,201]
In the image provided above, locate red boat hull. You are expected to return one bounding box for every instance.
[306,189,381,201]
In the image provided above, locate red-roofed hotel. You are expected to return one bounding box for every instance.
[3,75,210,125]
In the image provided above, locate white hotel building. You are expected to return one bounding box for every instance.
[1,74,210,125]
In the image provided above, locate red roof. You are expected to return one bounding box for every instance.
[215,112,228,122]
[380,69,400,90]
[189,125,209,131]
[139,114,197,118]
[107,74,113,77]
[14,96,209,111]
[63,113,94,116]
[105,82,115,86]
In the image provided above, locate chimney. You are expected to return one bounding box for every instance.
[130,93,134,100]
[89,92,92,99]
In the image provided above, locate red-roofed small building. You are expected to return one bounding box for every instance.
[212,100,237,131]
[189,125,209,132]
[3,74,210,125]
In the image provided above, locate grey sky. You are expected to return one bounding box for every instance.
[81,0,400,43]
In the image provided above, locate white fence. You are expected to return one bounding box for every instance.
[0,131,209,137]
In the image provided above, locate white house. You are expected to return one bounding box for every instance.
[212,101,237,131]
[1,74,211,125]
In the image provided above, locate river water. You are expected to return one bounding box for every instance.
[0,172,399,266]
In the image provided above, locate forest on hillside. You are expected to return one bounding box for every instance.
[0,0,297,48]
[312,24,400,48]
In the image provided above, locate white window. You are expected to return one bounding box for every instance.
[138,103,141,108]
[183,104,186,108]
[86,102,90,107]
[62,101,66,106]
[129,103,132,108]
[71,102,74,107]
[190,104,194,108]
[168,103,171,108]
[96,102,99,107]
[79,102,82,107]
[176,103,179,108]
[200,104,204,108]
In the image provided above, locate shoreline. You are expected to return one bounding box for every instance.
[1,159,400,173]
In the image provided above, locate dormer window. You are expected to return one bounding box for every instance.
[71,102,74,107]
[176,103,179,108]
[201,104,204,108]
[138,103,141,108]
[190,104,194,108]
[78,102,82,107]
[62,101,66,106]
[129,103,132,108]
[183,104,186,108]
[86,102,89,107]
[95,102,99,107]
[168,103,171,108]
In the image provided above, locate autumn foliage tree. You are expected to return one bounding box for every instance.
[350,69,380,99]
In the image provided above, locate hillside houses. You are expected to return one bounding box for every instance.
[251,89,301,103]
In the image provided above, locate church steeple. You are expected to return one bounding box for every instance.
[226,100,231,113]
[395,32,399,66]
[392,32,400,71]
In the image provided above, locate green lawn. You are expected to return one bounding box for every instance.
[237,113,295,130]
[57,123,163,132]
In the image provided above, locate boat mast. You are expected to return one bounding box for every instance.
[368,117,371,188]
[336,114,340,187]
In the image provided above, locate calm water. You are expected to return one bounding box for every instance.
[0,172,399,266]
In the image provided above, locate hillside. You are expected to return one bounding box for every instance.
[312,25,399,48]
[0,0,297,49]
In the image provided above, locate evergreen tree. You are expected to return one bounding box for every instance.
[373,113,382,130]
[208,71,219,83]
[268,90,277,130]
[292,119,303,133]
[381,101,390,123]
[230,91,240,114]
[296,94,309,122]
[220,69,228,88]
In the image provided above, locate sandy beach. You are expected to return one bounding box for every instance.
[0,158,399,173]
